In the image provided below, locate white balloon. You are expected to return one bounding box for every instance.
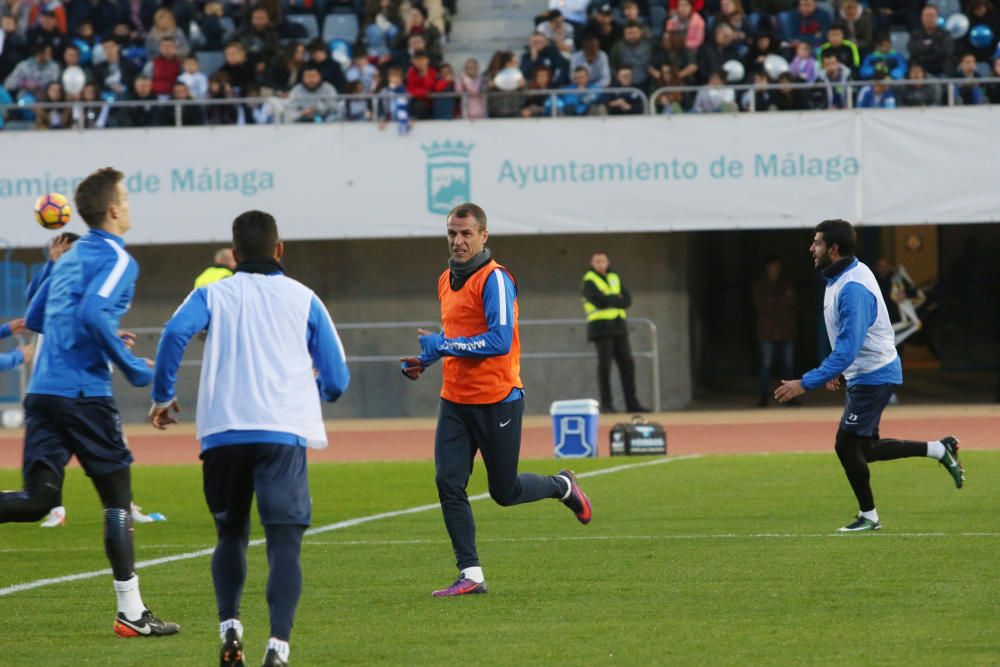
[763,54,790,80]
[62,66,86,95]
[722,59,745,83]
[1,409,24,429]
[945,13,970,39]
[493,67,524,91]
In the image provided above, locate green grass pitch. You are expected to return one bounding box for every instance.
[1,451,997,665]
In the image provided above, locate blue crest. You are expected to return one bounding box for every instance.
[423,140,474,215]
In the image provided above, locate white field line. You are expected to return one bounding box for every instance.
[0,456,700,597]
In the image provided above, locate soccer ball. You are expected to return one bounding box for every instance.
[34,193,72,230]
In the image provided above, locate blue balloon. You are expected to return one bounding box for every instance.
[71,38,92,65]
[937,15,945,27]
[969,24,994,49]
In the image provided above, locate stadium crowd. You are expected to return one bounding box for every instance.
[0,0,998,128]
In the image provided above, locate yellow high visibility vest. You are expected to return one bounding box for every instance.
[581,270,627,321]
[194,266,233,288]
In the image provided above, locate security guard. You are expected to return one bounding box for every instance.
[194,248,237,288]
[581,252,648,413]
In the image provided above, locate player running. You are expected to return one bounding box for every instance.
[400,202,592,596]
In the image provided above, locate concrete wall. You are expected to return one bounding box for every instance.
[14,231,692,422]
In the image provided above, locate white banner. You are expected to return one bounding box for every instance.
[0,107,997,246]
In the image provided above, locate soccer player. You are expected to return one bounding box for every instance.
[150,210,349,667]
[400,202,593,596]
[0,318,32,371]
[0,167,180,636]
[775,219,964,532]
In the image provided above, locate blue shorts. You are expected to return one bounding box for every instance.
[22,393,133,480]
[201,444,311,527]
[840,383,898,437]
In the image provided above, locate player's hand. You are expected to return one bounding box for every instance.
[774,379,805,403]
[6,318,26,335]
[143,357,155,368]
[149,399,180,430]
[19,343,34,364]
[49,234,73,260]
[825,377,841,392]
[119,330,137,350]
[399,356,424,380]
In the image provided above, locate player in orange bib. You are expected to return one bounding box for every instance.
[400,202,593,597]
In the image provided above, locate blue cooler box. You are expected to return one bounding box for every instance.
[550,399,600,458]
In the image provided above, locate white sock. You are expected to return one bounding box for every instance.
[557,475,573,501]
[267,637,290,663]
[927,441,945,459]
[461,566,485,583]
[113,575,146,620]
[860,509,879,523]
[220,618,243,642]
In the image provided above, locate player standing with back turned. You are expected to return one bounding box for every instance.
[775,219,964,532]
[400,203,593,596]
[0,167,180,636]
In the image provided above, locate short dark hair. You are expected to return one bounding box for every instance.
[306,38,326,53]
[624,19,641,29]
[828,22,845,33]
[447,203,487,232]
[233,210,279,259]
[75,167,124,228]
[815,219,856,256]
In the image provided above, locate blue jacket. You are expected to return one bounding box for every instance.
[0,322,25,371]
[25,228,152,397]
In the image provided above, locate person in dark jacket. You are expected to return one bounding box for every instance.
[581,252,649,413]
[753,256,799,406]
[908,4,954,76]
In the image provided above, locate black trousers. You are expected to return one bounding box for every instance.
[594,335,639,410]
[434,397,563,570]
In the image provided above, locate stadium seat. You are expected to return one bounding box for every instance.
[196,50,225,75]
[323,13,359,43]
[890,30,910,59]
[287,14,320,40]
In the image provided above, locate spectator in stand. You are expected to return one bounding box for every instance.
[963,0,1000,62]
[160,80,205,124]
[0,13,28,82]
[178,54,207,98]
[395,5,441,67]
[238,4,281,70]
[667,0,706,50]
[27,9,66,60]
[340,80,367,120]
[909,4,953,76]
[744,23,781,72]
[345,48,376,92]
[405,48,436,119]
[783,0,831,47]
[547,0,588,30]
[4,41,60,98]
[196,0,227,52]
[584,3,622,54]
[772,70,810,109]
[261,42,302,95]
[610,20,653,89]
[649,29,699,87]
[29,2,68,34]
[376,64,409,130]
[857,71,897,106]
[622,0,652,39]
[697,22,742,84]
[144,36,181,96]
[571,35,611,87]
[838,0,873,53]
[92,36,134,96]
[953,52,985,105]
[455,57,485,118]
[860,34,907,79]
[119,74,164,126]
[815,51,851,108]
[537,9,574,55]
[307,39,345,92]
[0,0,29,34]
[242,0,282,27]
[715,0,750,43]
[790,40,819,81]
[60,42,87,76]
[819,23,860,73]
[652,64,686,113]
[391,32,426,71]
[521,31,568,86]
[432,61,458,119]
[484,49,525,118]
[76,81,110,126]
[220,41,257,95]
[288,62,337,121]
[64,0,122,40]
[740,68,772,110]
[871,0,920,33]
[33,79,70,128]
[521,63,553,117]
[364,0,400,64]
[692,69,737,111]
[205,70,241,124]
[985,57,1000,103]
[145,8,189,59]
[605,64,645,114]
[899,62,940,105]
[559,64,602,116]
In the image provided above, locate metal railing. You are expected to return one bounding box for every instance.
[129,317,662,411]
